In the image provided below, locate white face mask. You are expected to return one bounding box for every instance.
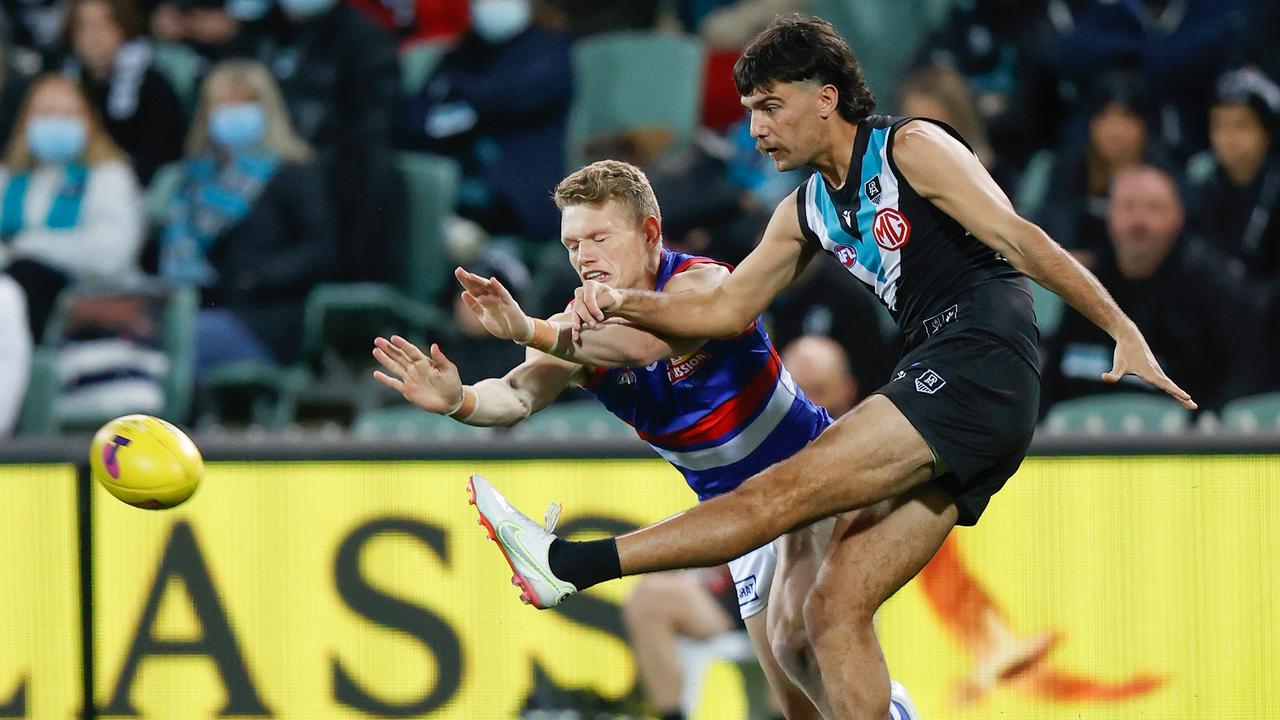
[470,0,531,44]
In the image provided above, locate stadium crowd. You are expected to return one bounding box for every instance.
[0,0,1277,436]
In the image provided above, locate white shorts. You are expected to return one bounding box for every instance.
[727,541,777,619]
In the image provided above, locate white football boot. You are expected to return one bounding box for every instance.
[467,474,577,609]
[889,680,922,720]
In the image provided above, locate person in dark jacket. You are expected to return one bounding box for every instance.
[1041,165,1272,414]
[1055,0,1247,160]
[1186,66,1280,280]
[406,0,571,242]
[62,0,188,184]
[156,59,334,375]
[233,0,405,283]
[1036,70,1175,268]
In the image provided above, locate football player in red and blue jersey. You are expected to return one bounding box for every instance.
[374,159,924,718]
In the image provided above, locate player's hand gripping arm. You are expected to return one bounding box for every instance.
[371,335,579,426]
[455,266,710,367]
[893,121,1196,409]
[571,195,816,340]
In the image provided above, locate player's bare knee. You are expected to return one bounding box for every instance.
[802,577,874,642]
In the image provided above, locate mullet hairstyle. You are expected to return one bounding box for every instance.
[733,13,876,123]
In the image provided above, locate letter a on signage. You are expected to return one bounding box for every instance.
[102,521,270,716]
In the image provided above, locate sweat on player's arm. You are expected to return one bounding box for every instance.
[572,193,816,341]
[891,120,1197,410]
[456,264,715,368]
[371,335,579,427]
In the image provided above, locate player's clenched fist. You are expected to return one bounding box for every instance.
[571,280,623,341]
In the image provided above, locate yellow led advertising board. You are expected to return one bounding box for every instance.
[47,455,1280,718]
[0,465,81,720]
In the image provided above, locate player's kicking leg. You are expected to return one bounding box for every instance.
[469,395,936,608]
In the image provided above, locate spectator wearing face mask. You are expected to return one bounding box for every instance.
[156,60,334,376]
[232,0,404,285]
[62,0,188,185]
[1040,165,1272,414]
[1186,67,1280,281]
[0,73,143,339]
[405,0,571,242]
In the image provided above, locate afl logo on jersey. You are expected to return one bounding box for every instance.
[873,208,911,250]
[835,245,858,269]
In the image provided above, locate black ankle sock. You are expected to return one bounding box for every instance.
[659,713,684,720]
[547,537,620,590]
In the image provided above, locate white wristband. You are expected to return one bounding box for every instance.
[445,388,466,417]
[514,316,535,345]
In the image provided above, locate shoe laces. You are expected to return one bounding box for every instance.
[543,502,562,534]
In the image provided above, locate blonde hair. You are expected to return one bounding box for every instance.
[553,160,662,227]
[2,73,127,171]
[900,64,995,168]
[186,60,311,162]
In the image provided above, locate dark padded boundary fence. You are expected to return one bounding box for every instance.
[4,431,1280,465]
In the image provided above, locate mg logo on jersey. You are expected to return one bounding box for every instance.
[835,245,858,269]
[915,369,946,395]
[667,350,710,384]
[617,368,637,386]
[873,208,911,250]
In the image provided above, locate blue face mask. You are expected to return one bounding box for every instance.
[471,0,531,43]
[278,0,335,19]
[26,116,88,164]
[208,102,268,150]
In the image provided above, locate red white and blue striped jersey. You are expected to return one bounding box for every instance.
[582,250,832,501]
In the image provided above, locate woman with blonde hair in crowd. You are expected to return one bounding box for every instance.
[0,73,144,338]
[899,64,1000,184]
[158,59,334,378]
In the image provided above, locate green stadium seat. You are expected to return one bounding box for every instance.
[513,401,635,441]
[1221,393,1280,433]
[1183,150,1218,187]
[15,348,58,435]
[400,40,450,97]
[566,32,704,168]
[813,0,951,101]
[1043,393,1191,436]
[196,360,292,429]
[144,161,183,224]
[397,151,460,304]
[1029,280,1064,338]
[248,152,458,427]
[353,406,496,440]
[151,42,203,111]
[1014,149,1055,219]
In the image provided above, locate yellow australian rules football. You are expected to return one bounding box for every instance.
[90,414,204,509]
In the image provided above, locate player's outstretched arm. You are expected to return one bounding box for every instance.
[455,266,707,368]
[893,121,1196,410]
[572,193,815,340]
[371,335,578,426]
